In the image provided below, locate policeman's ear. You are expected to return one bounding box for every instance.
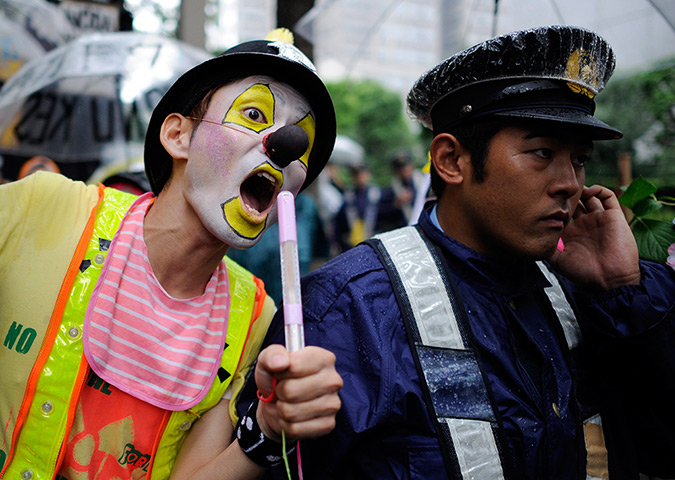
[430,133,471,186]
[159,113,192,161]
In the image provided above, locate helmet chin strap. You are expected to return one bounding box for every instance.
[263,125,309,168]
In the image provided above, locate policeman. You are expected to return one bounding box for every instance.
[238,25,675,479]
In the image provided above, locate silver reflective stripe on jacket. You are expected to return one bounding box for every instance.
[375,227,603,480]
[536,261,583,349]
[375,227,506,480]
[537,263,608,479]
[376,226,465,350]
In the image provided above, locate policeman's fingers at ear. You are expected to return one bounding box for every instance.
[573,185,621,219]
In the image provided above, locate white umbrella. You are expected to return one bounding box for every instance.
[0,31,210,168]
[0,14,46,83]
[329,135,365,167]
[0,0,75,51]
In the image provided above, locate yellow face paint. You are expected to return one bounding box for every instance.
[220,164,283,240]
[222,197,267,240]
[184,77,311,250]
[224,83,276,132]
[296,113,316,168]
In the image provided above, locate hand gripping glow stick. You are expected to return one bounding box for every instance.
[277,191,305,353]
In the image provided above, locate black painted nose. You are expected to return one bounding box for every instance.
[263,125,309,168]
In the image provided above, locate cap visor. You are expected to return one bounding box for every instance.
[492,107,622,140]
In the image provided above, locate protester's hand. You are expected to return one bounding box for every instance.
[254,344,343,442]
[549,184,641,290]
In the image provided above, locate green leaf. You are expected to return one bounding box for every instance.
[631,218,675,262]
[631,197,663,217]
[618,176,658,209]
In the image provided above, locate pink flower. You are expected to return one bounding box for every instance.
[667,243,675,271]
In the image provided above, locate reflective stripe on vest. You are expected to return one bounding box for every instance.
[373,226,507,480]
[373,226,605,480]
[536,262,608,478]
[536,261,583,349]
[4,186,134,480]
[4,187,261,480]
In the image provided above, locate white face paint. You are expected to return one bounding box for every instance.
[183,76,315,248]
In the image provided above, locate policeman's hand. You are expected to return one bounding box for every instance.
[549,184,641,290]
[254,344,343,442]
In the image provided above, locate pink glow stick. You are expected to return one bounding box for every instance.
[277,191,305,352]
[557,238,565,252]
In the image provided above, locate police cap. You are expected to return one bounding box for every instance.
[407,25,622,140]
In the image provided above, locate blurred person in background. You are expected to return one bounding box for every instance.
[0,155,7,185]
[333,163,381,252]
[377,150,425,230]
[17,155,61,179]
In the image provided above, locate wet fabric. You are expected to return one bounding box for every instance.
[238,204,675,480]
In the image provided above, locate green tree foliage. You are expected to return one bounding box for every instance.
[326,79,414,185]
[592,58,675,188]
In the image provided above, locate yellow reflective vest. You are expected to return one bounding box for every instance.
[0,172,273,479]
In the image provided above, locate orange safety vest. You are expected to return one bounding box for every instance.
[0,183,267,479]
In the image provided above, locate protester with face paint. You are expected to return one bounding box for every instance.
[0,30,342,480]
[236,26,675,479]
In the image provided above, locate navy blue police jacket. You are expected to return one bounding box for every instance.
[237,205,675,480]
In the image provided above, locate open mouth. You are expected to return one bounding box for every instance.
[239,165,282,217]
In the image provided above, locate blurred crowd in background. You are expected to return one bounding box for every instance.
[2,0,674,304]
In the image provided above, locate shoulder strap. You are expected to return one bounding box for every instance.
[535,261,583,349]
[369,226,602,480]
[368,226,511,480]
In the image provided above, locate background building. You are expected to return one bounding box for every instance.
[311,0,442,96]
[206,0,275,51]
[169,0,675,98]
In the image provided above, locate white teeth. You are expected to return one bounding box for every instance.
[258,171,277,185]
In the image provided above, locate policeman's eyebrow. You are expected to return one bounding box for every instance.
[523,130,594,150]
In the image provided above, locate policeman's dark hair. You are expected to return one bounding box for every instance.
[430,117,504,197]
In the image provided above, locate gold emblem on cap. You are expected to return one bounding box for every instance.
[565,49,598,99]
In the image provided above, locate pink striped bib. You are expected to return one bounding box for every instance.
[83,193,230,411]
